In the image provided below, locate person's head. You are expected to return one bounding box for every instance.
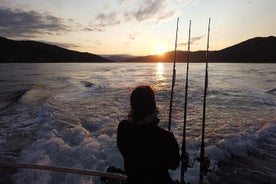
[130,85,157,121]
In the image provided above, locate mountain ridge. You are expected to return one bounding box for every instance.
[1,36,275,63]
[125,36,276,63]
[0,37,112,62]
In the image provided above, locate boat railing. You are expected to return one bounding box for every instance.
[0,162,127,183]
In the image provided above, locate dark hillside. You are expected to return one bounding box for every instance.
[125,36,276,63]
[215,36,276,62]
[1,36,275,63]
[0,37,112,62]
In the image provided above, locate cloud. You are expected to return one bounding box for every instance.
[125,0,175,23]
[93,40,102,46]
[47,42,80,49]
[133,0,170,22]
[191,35,205,44]
[89,11,121,31]
[0,8,71,38]
[0,8,101,39]
[118,0,130,5]
[128,34,135,40]
[90,0,175,32]
[178,35,205,47]
[95,12,121,27]
[81,26,104,32]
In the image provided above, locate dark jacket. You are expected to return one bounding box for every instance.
[117,119,180,184]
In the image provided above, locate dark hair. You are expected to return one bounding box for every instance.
[130,85,157,121]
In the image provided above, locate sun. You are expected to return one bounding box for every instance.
[154,45,166,55]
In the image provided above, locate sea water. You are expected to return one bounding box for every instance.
[0,63,275,184]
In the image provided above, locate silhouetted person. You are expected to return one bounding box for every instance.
[117,85,180,184]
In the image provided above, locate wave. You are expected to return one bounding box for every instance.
[13,100,122,184]
[206,121,276,162]
[204,121,276,183]
[266,88,276,95]
[169,121,276,184]
[13,118,276,184]
[0,89,28,109]
[81,80,94,88]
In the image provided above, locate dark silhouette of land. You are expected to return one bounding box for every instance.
[125,36,276,63]
[0,36,275,63]
[0,37,112,62]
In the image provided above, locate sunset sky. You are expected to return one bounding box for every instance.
[1,0,275,56]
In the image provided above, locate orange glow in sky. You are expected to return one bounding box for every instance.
[1,0,275,56]
[154,45,167,55]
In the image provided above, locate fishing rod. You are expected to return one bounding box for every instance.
[180,20,191,184]
[168,17,179,131]
[199,17,211,184]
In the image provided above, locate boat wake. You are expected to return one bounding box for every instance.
[266,88,276,95]
[0,89,28,109]
[206,121,276,184]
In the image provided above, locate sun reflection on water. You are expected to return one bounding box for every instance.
[156,62,166,85]
[157,62,163,76]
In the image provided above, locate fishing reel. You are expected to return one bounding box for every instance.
[198,156,210,175]
[181,152,190,171]
[197,156,221,175]
[181,152,199,171]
